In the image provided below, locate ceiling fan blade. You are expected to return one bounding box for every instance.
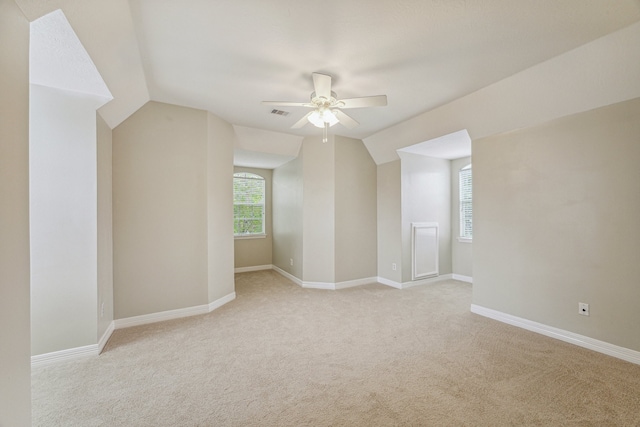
[335,110,359,129]
[262,101,313,107]
[337,95,387,109]
[312,73,332,100]
[291,111,312,129]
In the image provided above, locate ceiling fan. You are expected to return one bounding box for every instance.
[262,72,387,142]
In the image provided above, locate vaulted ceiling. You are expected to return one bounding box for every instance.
[16,0,640,144]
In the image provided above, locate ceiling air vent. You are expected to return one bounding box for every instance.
[270,109,290,117]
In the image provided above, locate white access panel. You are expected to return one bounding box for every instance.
[411,222,439,280]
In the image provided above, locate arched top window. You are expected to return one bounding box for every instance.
[233,172,265,236]
[459,164,472,240]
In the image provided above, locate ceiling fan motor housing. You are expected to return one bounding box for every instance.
[310,91,339,108]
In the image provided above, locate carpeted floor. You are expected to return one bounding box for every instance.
[32,270,640,426]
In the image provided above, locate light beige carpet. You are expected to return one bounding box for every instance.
[32,270,640,426]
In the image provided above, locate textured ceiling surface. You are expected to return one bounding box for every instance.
[16,0,640,143]
[30,9,112,101]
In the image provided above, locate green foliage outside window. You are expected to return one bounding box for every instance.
[233,172,265,235]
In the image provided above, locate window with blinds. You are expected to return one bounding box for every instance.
[459,164,472,239]
[233,172,265,235]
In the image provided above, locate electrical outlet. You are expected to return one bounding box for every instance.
[578,302,589,316]
[392,263,397,271]
[289,258,293,266]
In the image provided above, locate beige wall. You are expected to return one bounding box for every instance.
[451,156,473,278]
[207,113,235,302]
[377,160,402,283]
[334,136,377,282]
[272,155,304,278]
[97,112,114,339]
[233,166,273,269]
[473,97,640,352]
[302,136,336,283]
[399,152,452,282]
[0,0,31,424]
[113,101,209,318]
[273,136,377,285]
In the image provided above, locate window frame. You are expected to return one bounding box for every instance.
[233,172,266,238]
[459,164,472,242]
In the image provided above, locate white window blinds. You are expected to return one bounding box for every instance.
[459,165,472,239]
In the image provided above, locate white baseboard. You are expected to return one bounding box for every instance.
[272,264,303,286]
[33,294,236,368]
[335,276,378,290]
[302,277,381,290]
[402,273,453,289]
[377,274,455,290]
[302,281,335,290]
[376,277,402,289]
[452,274,473,283]
[114,292,236,330]
[269,266,452,291]
[114,304,209,329]
[470,304,640,366]
[98,321,115,354]
[208,292,236,311]
[33,321,115,367]
[234,264,272,273]
[272,265,380,291]
[32,344,99,367]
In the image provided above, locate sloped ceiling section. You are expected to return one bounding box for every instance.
[30,9,112,105]
[364,21,640,164]
[16,0,149,128]
[398,130,471,161]
[13,0,640,158]
[233,125,303,169]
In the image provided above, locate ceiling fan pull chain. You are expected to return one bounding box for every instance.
[323,121,328,143]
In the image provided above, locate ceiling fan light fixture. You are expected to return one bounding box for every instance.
[263,72,386,134]
[308,109,339,128]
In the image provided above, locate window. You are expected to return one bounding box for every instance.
[233,172,265,236]
[459,164,472,239]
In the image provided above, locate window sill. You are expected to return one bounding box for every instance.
[234,234,267,240]
[457,237,472,243]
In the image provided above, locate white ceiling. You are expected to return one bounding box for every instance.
[232,125,302,169]
[398,130,471,160]
[127,0,640,140]
[16,0,640,162]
